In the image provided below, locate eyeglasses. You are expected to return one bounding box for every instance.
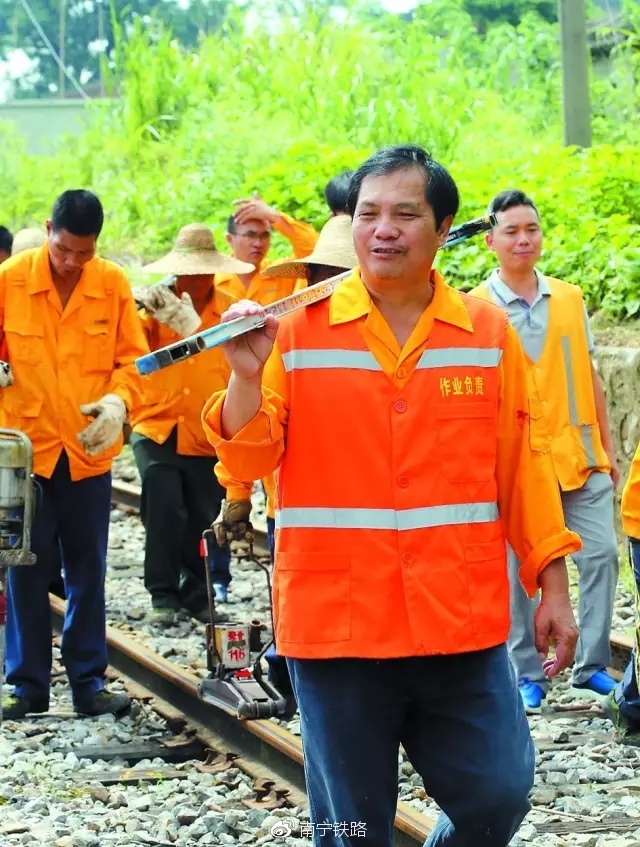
[235,230,272,243]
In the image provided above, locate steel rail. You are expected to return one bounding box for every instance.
[49,595,434,845]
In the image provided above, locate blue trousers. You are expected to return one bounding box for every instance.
[287,645,534,847]
[613,538,640,724]
[6,451,110,703]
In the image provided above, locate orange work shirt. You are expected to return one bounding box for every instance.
[130,284,235,456]
[202,270,581,659]
[0,244,148,481]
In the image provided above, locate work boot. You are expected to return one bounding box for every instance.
[1,694,49,720]
[603,693,640,746]
[74,690,131,718]
[151,606,178,626]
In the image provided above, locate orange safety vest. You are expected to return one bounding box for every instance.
[472,277,609,491]
[272,294,510,659]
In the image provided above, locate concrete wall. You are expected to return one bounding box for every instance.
[0,99,112,155]
[594,345,640,537]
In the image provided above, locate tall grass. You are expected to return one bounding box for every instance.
[1,0,638,314]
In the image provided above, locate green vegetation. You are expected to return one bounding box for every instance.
[1,1,639,315]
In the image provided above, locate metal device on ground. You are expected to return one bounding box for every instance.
[198,529,290,720]
[135,214,497,376]
[0,429,37,724]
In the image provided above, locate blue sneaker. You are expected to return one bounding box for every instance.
[518,678,546,714]
[570,669,617,702]
[213,583,228,604]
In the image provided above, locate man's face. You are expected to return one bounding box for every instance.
[0,250,10,265]
[226,219,272,267]
[352,167,450,286]
[486,205,542,273]
[46,223,96,285]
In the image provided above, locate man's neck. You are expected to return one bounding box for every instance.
[363,273,435,348]
[497,267,538,304]
[237,269,258,290]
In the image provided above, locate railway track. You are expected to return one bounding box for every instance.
[105,479,640,843]
[49,595,436,845]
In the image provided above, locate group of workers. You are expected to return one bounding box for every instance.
[2,145,640,846]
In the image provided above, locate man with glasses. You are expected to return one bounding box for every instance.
[217,191,317,306]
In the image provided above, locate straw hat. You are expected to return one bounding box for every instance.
[12,227,47,255]
[141,223,255,276]
[262,215,358,278]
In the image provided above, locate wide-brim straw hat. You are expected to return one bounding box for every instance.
[262,215,358,279]
[12,227,47,255]
[141,223,254,276]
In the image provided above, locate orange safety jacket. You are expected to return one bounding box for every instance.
[130,284,235,456]
[472,276,610,491]
[203,270,581,659]
[622,442,640,540]
[0,245,148,481]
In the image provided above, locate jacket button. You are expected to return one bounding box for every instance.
[397,475,409,488]
[394,400,407,413]
[402,552,414,565]
[183,388,191,395]
[178,415,185,422]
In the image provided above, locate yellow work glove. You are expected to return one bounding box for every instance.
[132,285,201,337]
[0,361,14,388]
[77,393,127,456]
[213,499,254,547]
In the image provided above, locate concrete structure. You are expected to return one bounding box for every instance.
[0,98,112,155]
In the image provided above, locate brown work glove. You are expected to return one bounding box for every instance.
[132,285,201,337]
[213,499,254,547]
[77,393,127,456]
[0,361,14,388]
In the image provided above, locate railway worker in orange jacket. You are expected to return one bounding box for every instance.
[130,225,253,624]
[201,145,583,847]
[472,190,620,715]
[605,446,640,743]
[0,190,148,720]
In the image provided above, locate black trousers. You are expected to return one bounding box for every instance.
[131,429,225,612]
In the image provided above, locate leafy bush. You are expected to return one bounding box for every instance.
[1,1,638,318]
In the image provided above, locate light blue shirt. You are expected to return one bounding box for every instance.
[482,269,595,363]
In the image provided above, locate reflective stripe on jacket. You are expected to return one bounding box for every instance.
[472,276,609,491]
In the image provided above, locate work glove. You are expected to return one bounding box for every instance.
[213,499,254,547]
[0,361,14,388]
[77,393,127,456]
[132,285,201,337]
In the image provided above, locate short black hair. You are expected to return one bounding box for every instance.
[0,226,13,254]
[324,170,354,215]
[50,190,104,238]
[226,215,237,234]
[347,145,459,229]
[488,189,540,219]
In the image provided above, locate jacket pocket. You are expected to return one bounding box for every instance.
[3,320,44,365]
[275,552,351,643]
[83,325,114,373]
[436,401,496,483]
[465,538,509,636]
[528,396,550,454]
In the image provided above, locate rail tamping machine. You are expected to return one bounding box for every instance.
[0,429,37,724]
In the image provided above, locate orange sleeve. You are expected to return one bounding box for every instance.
[622,442,640,540]
[202,343,289,482]
[108,273,150,413]
[214,459,254,502]
[496,321,582,596]
[274,212,318,258]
